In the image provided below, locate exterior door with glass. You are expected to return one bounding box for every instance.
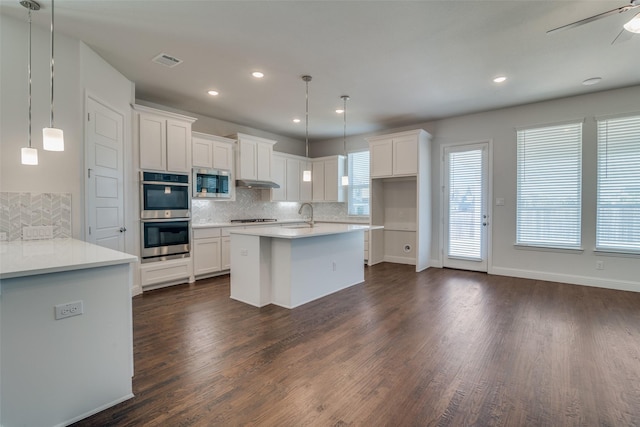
[443,143,489,272]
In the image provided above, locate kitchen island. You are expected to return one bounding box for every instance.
[230,223,379,308]
[0,239,137,427]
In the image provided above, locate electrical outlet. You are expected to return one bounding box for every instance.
[596,260,604,270]
[240,248,248,256]
[22,225,54,240]
[55,301,83,320]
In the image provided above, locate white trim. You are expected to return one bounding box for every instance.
[514,117,585,131]
[593,111,640,122]
[490,266,640,293]
[132,103,197,123]
[593,249,640,258]
[429,258,443,268]
[514,244,584,254]
[53,393,135,427]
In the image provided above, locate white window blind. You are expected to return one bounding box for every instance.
[516,122,582,249]
[448,149,483,259]
[596,115,640,252]
[348,151,370,216]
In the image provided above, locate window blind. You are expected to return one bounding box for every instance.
[348,151,370,216]
[448,149,483,259]
[516,122,582,249]
[596,115,640,252]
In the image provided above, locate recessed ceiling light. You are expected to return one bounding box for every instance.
[582,77,602,86]
[252,71,264,78]
[493,76,507,83]
[207,90,219,96]
[335,109,345,114]
[293,118,301,123]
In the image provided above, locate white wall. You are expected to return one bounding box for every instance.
[432,86,640,291]
[314,85,640,292]
[1,13,82,237]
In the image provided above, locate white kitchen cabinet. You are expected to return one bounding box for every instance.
[312,155,346,202]
[367,129,432,272]
[140,257,193,290]
[193,227,222,278]
[367,130,422,178]
[270,155,286,201]
[134,104,196,172]
[263,153,310,202]
[221,230,231,270]
[192,132,235,171]
[231,133,276,181]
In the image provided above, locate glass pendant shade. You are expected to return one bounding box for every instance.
[303,170,312,182]
[21,147,38,165]
[341,175,349,186]
[43,127,64,151]
[624,13,640,33]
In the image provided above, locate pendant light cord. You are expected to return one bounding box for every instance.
[49,0,55,128]
[28,7,33,148]
[343,96,347,156]
[302,75,312,158]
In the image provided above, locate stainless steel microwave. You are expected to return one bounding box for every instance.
[193,168,232,198]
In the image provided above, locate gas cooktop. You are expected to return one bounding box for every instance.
[230,218,278,223]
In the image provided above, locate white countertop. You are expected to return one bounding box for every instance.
[0,238,138,280]
[229,223,381,239]
[192,219,370,229]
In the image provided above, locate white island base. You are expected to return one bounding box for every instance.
[230,225,367,309]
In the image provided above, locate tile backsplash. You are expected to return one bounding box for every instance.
[0,192,72,241]
[192,188,362,224]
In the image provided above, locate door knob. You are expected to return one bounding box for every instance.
[119,227,127,233]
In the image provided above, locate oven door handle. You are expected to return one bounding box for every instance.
[141,181,190,186]
[141,218,191,223]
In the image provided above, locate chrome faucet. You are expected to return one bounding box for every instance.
[298,203,314,227]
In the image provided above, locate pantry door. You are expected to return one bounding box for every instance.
[443,143,489,272]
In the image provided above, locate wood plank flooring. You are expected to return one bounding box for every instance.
[72,264,640,426]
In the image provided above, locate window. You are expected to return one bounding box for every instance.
[516,122,582,249]
[347,150,370,216]
[596,115,640,253]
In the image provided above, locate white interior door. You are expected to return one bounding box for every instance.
[443,143,489,272]
[85,96,125,251]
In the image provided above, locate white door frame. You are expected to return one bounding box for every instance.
[439,139,493,272]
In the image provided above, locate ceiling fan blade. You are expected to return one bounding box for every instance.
[547,6,632,34]
[611,27,635,44]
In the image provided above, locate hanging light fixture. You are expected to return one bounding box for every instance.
[42,0,64,151]
[302,75,312,182]
[340,95,350,186]
[20,0,40,165]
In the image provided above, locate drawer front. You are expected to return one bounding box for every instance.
[193,227,221,239]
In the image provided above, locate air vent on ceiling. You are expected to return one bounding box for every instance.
[152,53,183,68]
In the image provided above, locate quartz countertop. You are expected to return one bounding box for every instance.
[0,238,138,280]
[229,223,381,239]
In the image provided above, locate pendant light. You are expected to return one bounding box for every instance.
[20,0,40,165]
[302,75,312,182]
[42,0,64,151]
[340,95,350,186]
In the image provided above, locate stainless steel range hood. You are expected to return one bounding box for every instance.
[235,179,280,189]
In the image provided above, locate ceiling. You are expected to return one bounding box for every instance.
[2,0,640,141]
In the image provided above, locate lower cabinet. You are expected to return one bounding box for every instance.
[140,258,193,290]
[193,227,231,279]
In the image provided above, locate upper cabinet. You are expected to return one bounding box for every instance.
[312,155,346,202]
[134,104,197,172]
[367,131,424,178]
[230,133,276,181]
[192,132,235,170]
[263,153,311,202]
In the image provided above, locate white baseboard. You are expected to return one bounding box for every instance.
[383,255,416,265]
[489,266,640,293]
[132,284,142,297]
[55,393,134,427]
[429,258,443,268]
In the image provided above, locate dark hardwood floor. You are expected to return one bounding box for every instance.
[73,264,640,426]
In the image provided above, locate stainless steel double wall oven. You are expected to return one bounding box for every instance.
[140,171,191,263]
